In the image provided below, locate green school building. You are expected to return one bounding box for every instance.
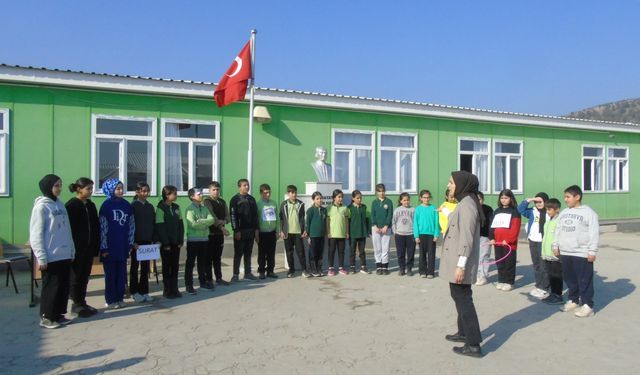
[1,64,638,248]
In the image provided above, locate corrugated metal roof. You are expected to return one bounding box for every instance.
[1,63,638,131]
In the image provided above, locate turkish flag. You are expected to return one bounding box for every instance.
[213,41,252,107]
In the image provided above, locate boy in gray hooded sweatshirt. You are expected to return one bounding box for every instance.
[30,174,76,329]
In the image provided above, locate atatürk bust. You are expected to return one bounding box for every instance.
[311,146,332,182]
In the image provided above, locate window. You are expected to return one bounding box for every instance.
[582,146,604,192]
[607,147,629,192]
[333,130,374,193]
[459,139,489,193]
[0,109,9,195]
[92,115,156,195]
[161,119,219,194]
[378,132,417,193]
[493,140,523,193]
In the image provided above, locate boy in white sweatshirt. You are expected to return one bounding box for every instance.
[553,185,599,318]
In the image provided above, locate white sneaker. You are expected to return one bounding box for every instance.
[132,293,145,303]
[529,288,548,299]
[574,304,595,318]
[501,284,513,291]
[539,290,550,299]
[117,301,127,308]
[561,301,580,312]
[105,302,120,310]
[475,277,488,286]
[495,283,504,290]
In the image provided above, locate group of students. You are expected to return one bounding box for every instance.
[29,171,600,330]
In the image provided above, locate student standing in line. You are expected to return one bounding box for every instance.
[393,193,416,276]
[489,189,521,292]
[184,188,215,294]
[347,190,371,274]
[156,185,184,299]
[66,177,100,317]
[371,183,393,275]
[256,183,279,279]
[99,178,135,309]
[438,188,458,235]
[130,182,155,303]
[30,174,75,329]
[475,192,494,286]
[230,178,259,282]
[554,185,599,318]
[540,198,564,305]
[203,181,231,286]
[327,189,350,276]
[518,192,550,299]
[413,189,439,279]
[279,185,308,278]
[305,192,327,277]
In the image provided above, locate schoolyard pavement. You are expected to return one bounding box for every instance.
[1,230,639,374]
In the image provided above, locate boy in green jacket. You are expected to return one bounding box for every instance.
[184,188,215,294]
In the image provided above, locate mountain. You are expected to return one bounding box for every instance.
[566,98,640,124]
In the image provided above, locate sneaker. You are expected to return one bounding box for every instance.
[311,271,321,277]
[244,273,258,281]
[57,316,72,326]
[302,270,311,278]
[406,269,414,277]
[350,266,357,274]
[133,293,145,303]
[420,274,427,278]
[383,268,389,275]
[500,284,513,291]
[40,317,61,329]
[426,275,434,279]
[259,272,266,280]
[574,304,595,318]
[287,273,295,278]
[360,267,371,274]
[529,288,547,299]
[328,268,336,276]
[339,268,348,275]
[105,302,121,310]
[118,301,127,308]
[217,279,231,286]
[542,294,564,305]
[376,268,383,275]
[495,283,504,290]
[266,272,279,279]
[186,286,197,295]
[200,283,214,291]
[475,277,488,286]
[561,300,580,312]
[398,269,405,276]
[230,275,240,282]
[143,294,153,302]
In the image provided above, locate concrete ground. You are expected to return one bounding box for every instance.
[1,231,639,374]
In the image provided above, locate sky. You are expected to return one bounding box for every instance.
[2,0,639,116]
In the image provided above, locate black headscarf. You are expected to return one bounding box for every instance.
[451,170,486,226]
[535,192,549,236]
[39,174,61,201]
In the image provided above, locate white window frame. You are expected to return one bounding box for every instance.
[0,108,9,196]
[332,129,375,194]
[91,114,157,196]
[492,139,523,194]
[606,146,629,193]
[458,137,491,194]
[378,131,418,194]
[581,145,605,193]
[160,118,220,195]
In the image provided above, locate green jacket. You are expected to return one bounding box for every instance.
[305,205,327,238]
[155,201,184,246]
[185,202,215,241]
[348,203,370,238]
[257,198,279,233]
[371,198,393,228]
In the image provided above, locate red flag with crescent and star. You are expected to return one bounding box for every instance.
[213,41,252,107]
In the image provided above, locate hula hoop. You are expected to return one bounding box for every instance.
[480,243,512,266]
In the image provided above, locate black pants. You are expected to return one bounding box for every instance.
[349,237,366,268]
[395,234,416,270]
[129,241,150,295]
[233,230,255,275]
[544,260,563,296]
[328,238,346,269]
[449,283,482,346]
[160,245,181,294]
[495,245,517,284]
[258,231,277,274]
[418,234,436,276]
[40,259,71,321]
[309,237,324,274]
[208,234,225,281]
[284,233,307,273]
[69,249,94,306]
[185,241,208,287]
[529,240,549,290]
[561,255,594,308]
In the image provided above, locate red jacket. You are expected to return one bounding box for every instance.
[489,207,521,250]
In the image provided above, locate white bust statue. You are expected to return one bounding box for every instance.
[311,146,332,182]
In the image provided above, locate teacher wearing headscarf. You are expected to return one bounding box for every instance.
[440,170,485,358]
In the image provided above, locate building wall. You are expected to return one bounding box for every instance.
[0,83,638,246]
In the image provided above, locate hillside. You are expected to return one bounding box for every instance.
[566,98,640,124]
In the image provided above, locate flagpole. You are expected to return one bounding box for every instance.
[247,29,256,192]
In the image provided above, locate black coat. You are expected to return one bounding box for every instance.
[65,197,100,257]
